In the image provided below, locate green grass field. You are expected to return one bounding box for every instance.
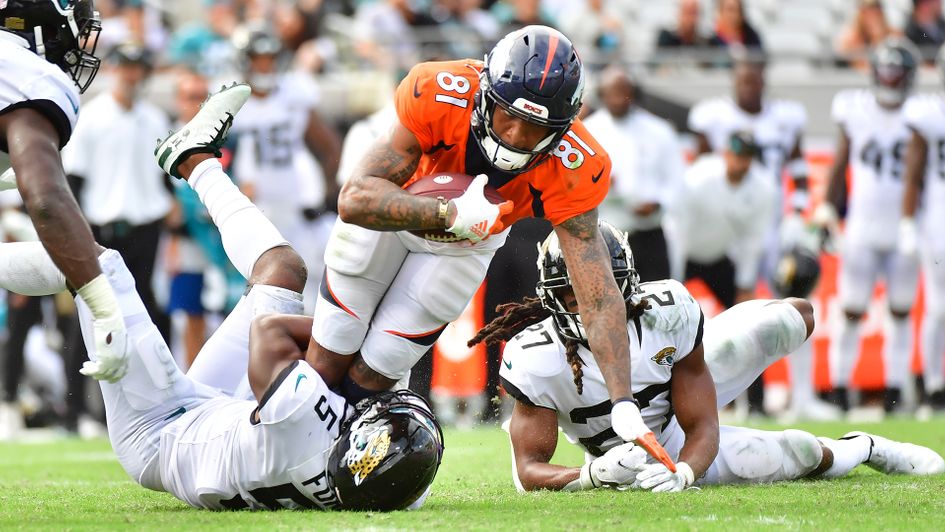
[1,419,944,530]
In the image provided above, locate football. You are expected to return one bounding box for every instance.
[405,173,505,243]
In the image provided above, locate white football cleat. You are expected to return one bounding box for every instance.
[843,431,945,475]
[154,82,250,179]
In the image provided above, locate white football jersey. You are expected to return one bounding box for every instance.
[903,93,945,235]
[231,72,326,212]
[499,279,703,457]
[832,89,913,250]
[0,33,81,149]
[688,96,806,178]
[159,361,352,510]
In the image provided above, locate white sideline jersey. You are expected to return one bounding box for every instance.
[832,89,913,250]
[499,279,703,457]
[0,33,81,149]
[903,93,945,245]
[688,96,805,177]
[160,361,351,510]
[231,72,326,212]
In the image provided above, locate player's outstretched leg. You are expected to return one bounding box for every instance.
[157,100,310,395]
[705,298,813,408]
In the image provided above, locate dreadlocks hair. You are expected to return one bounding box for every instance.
[468,297,549,349]
[470,294,653,396]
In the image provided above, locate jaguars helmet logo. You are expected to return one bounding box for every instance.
[345,427,392,486]
[651,347,676,367]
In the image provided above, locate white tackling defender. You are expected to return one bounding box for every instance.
[901,46,945,413]
[470,222,943,492]
[0,84,442,511]
[819,38,921,413]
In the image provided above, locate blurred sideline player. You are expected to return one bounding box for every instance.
[471,222,943,492]
[688,53,808,415]
[901,44,945,414]
[819,38,920,415]
[229,24,342,311]
[298,25,666,457]
[0,85,443,510]
[0,1,129,383]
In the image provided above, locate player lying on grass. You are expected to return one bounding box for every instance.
[0,84,442,510]
[470,222,944,492]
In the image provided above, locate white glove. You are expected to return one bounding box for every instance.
[899,217,918,258]
[446,174,513,243]
[634,461,695,493]
[572,443,648,489]
[611,399,650,442]
[76,275,129,383]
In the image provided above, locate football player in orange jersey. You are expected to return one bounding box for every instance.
[305,25,669,461]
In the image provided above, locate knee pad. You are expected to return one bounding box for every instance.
[360,329,429,381]
[312,292,369,355]
[412,255,489,322]
[720,431,783,483]
[718,428,822,483]
[779,429,824,478]
[758,301,809,360]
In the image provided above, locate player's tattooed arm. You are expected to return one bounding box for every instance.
[902,129,928,218]
[554,209,633,403]
[338,121,447,231]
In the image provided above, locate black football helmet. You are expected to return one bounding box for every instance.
[870,37,919,108]
[472,25,585,174]
[537,220,639,342]
[770,247,821,299]
[328,390,444,511]
[0,0,101,93]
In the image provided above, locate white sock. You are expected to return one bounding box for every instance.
[188,158,288,279]
[830,315,861,388]
[0,242,67,295]
[884,315,912,389]
[922,311,945,393]
[817,435,872,479]
[790,340,815,405]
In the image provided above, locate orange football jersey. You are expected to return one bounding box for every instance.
[395,59,611,227]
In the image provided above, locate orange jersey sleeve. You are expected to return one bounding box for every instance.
[496,119,611,227]
[394,60,482,157]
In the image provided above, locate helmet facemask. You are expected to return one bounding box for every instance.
[471,74,571,174]
[471,25,585,174]
[47,0,101,93]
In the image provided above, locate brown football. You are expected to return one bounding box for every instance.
[405,173,505,243]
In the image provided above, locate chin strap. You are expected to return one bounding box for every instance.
[33,26,45,57]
